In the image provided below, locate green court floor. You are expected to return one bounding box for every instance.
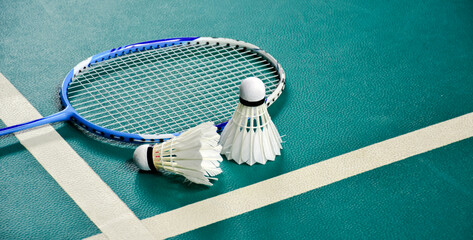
[1,0,472,239]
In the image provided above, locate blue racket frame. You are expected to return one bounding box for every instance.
[0,37,286,143]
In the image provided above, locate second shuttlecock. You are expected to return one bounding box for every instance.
[133,122,223,186]
[219,77,282,165]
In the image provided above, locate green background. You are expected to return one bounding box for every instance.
[1,0,472,238]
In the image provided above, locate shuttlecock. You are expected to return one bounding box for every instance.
[133,122,223,186]
[219,77,282,165]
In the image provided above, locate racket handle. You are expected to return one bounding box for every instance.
[0,109,72,136]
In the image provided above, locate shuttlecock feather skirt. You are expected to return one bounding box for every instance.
[151,122,223,186]
[219,103,282,165]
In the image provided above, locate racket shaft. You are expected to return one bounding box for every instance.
[0,109,72,136]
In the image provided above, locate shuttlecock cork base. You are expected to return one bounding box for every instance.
[133,122,223,186]
[219,77,283,165]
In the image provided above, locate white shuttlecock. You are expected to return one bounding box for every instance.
[219,77,282,165]
[133,122,223,186]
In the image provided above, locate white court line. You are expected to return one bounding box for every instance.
[90,106,473,239]
[0,73,155,240]
[137,112,473,239]
[3,73,473,240]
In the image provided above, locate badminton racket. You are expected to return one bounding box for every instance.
[0,37,286,143]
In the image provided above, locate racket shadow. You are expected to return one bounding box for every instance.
[0,140,25,158]
[56,122,136,150]
[0,123,71,152]
[267,84,289,120]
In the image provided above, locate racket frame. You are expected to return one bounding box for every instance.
[2,37,286,143]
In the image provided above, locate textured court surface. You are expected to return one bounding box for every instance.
[1,0,473,239]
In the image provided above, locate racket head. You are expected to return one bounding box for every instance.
[59,37,286,143]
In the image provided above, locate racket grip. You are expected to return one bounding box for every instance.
[0,109,72,136]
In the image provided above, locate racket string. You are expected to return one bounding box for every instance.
[71,46,276,131]
[68,48,271,103]
[82,44,238,132]
[67,43,280,134]
[71,66,132,132]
